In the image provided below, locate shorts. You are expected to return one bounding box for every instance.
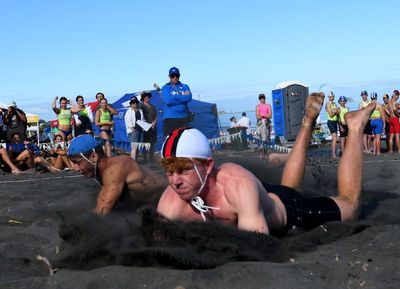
[263,183,341,234]
[339,124,348,137]
[327,120,338,134]
[363,120,372,135]
[128,129,144,143]
[389,117,400,134]
[163,118,189,137]
[370,118,383,135]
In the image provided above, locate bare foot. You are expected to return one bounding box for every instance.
[303,92,325,126]
[345,102,376,132]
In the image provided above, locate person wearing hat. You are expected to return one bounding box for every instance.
[157,93,376,235]
[3,101,28,143]
[124,96,144,160]
[387,90,400,153]
[139,91,157,163]
[369,92,386,155]
[255,93,272,159]
[358,91,373,153]
[337,96,349,153]
[67,134,167,215]
[161,67,193,136]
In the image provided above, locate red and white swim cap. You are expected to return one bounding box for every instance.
[161,127,211,159]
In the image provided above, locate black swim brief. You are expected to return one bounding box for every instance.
[263,183,341,233]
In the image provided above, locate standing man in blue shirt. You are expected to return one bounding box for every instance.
[162,67,192,136]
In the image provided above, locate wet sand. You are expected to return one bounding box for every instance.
[0,150,399,289]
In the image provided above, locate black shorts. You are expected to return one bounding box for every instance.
[363,120,372,135]
[327,120,338,134]
[263,183,341,233]
[339,124,348,137]
[163,118,189,136]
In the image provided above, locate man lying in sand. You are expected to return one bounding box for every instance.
[67,135,168,215]
[157,92,375,235]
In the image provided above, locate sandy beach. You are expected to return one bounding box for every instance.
[0,149,399,289]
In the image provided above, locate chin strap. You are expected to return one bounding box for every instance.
[189,158,219,222]
[80,151,102,187]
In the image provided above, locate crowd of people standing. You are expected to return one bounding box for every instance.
[325,89,400,158]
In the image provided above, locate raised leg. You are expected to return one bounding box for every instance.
[280,92,324,190]
[332,103,375,221]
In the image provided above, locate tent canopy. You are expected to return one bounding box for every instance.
[111,90,220,150]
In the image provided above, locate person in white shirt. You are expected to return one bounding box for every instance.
[236,112,251,149]
[237,112,251,133]
[124,97,144,160]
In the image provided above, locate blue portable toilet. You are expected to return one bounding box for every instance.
[272,81,309,142]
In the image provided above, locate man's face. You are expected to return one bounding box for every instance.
[70,155,95,177]
[361,94,368,100]
[77,98,84,106]
[12,134,21,144]
[169,73,180,85]
[165,159,208,202]
[96,93,104,101]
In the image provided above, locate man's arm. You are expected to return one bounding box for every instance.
[224,171,269,234]
[94,164,127,215]
[162,84,192,106]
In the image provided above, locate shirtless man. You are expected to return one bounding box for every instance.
[388,90,400,153]
[67,134,168,215]
[157,92,376,235]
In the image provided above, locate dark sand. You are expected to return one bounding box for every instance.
[0,149,400,289]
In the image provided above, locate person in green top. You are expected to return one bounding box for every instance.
[74,95,94,136]
[337,96,349,153]
[95,98,117,157]
[369,92,386,155]
[359,91,373,153]
[52,96,81,141]
[325,92,339,158]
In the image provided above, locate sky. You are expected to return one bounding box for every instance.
[1,0,400,121]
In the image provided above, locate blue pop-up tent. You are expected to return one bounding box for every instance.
[111,90,220,151]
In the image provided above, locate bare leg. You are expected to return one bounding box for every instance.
[0,148,22,174]
[332,103,375,221]
[396,134,400,153]
[331,132,337,158]
[281,92,324,190]
[130,143,137,160]
[34,156,61,173]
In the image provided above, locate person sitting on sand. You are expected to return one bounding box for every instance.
[67,134,168,215]
[156,92,375,236]
[49,134,74,170]
[0,147,22,174]
[8,132,59,172]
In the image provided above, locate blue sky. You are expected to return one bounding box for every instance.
[1,0,399,121]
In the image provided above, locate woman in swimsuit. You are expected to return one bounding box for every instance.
[255,93,272,159]
[52,96,81,141]
[95,98,117,157]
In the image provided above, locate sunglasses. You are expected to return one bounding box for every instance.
[170,74,180,79]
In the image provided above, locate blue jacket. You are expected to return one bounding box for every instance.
[162,82,192,119]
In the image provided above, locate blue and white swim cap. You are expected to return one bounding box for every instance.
[68,135,101,157]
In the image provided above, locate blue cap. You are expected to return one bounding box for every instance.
[338,96,347,103]
[361,90,368,96]
[370,92,378,99]
[68,135,101,156]
[169,67,180,76]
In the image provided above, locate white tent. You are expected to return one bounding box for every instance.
[26,113,40,144]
